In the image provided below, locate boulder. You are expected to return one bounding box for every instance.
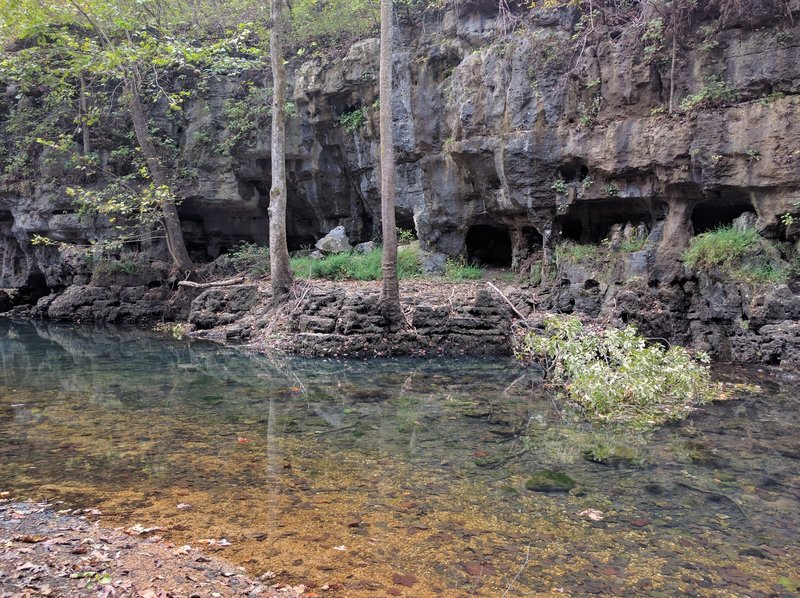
[315,226,352,253]
[354,241,378,254]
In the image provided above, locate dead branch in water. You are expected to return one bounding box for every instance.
[486,281,531,327]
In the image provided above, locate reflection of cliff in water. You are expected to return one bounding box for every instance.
[0,318,538,462]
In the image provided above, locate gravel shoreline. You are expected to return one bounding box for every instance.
[0,501,307,598]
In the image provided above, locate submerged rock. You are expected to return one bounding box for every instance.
[582,443,645,467]
[525,470,576,492]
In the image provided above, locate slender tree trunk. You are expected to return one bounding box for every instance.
[127,76,193,272]
[379,0,402,327]
[79,74,91,155]
[269,0,292,303]
[668,4,678,114]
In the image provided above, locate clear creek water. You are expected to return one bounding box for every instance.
[0,319,798,596]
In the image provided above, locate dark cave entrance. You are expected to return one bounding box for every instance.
[466,224,513,267]
[691,190,755,234]
[558,198,661,244]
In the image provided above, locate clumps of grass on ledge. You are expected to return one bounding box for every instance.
[682,225,790,286]
[290,244,423,281]
[444,257,483,280]
[555,241,600,266]
[515,315,714,430]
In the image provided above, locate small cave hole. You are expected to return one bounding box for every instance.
[395,210,417,239]
[466,224,512,267]
[583,279,600,290]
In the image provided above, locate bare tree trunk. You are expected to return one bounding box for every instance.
[379,0,402,327]
[668,3,678,114]
[79,74,91,155]
[269,0,292,303]
[127,76,193,272]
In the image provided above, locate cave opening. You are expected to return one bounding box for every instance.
[395,209,417,242]
[691,190,755,234]
[561,217,584,243]
[466,224,512,267]
[558,198,659,244]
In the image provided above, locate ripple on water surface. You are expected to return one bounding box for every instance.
[1,319,799,596]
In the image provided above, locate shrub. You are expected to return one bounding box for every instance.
[679,76,736,112]
[397,227,416,245]
[337,108,366,133]
[515,315,714,429]
[227,242,271,276]
[550,177,568,194]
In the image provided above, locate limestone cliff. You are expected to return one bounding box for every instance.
[2,1,800,362]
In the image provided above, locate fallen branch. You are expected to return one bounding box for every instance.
[178,275,246,289]
[675,480,753,526]
[486,281,531,326]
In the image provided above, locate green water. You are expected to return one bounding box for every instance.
[1,319,798,596]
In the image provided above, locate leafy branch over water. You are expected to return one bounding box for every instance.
[515,315,714,429]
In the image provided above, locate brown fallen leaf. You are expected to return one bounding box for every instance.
[391,573,417,587]
[13,534,46,543]
[462,561,495,576]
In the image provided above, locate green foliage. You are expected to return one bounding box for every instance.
[291,245,422,281]
[337,107,366,133]
[699,24,720,53]
[578,94,602,128]
[515,315,714,429]
[682,226,759,270]
[555,241,598,265]
[218,86,272,154]
[642,18,665,64]
[154,322,188,339]
[683,225,790,286]
[227,242,271,276]
[445,257,483,281]
[756,91,785,106]
[679,76,736,112]
[290,0,379,45]
[92,255,140,276]
[397,227,416,245]
[550,177,568,194]
[618,231,647,253]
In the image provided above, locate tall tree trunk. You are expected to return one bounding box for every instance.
[269,0,292,303]
[379,0,402,327]
[127,76,193,272]
[79,74,91,155]
[668,3,679,115]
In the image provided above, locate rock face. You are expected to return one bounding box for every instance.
[1,2,800,362]
[179,280,514,356]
